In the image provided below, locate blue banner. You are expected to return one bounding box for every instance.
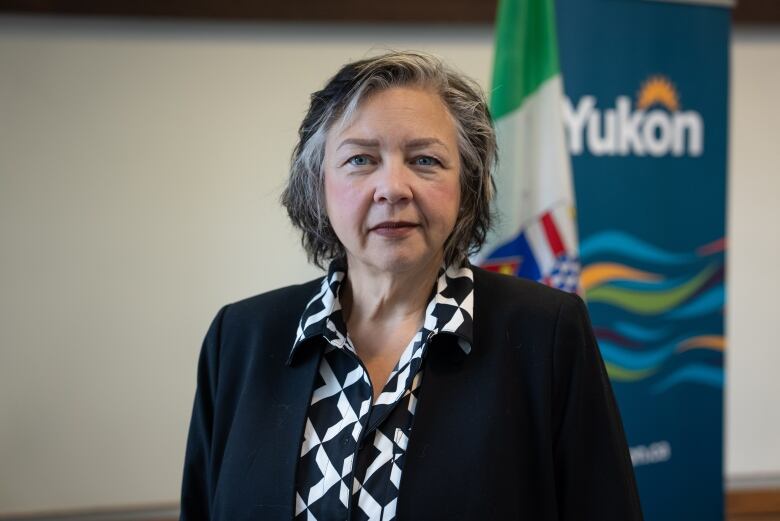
[555,1,730,519]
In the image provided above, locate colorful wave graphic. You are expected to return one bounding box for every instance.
[599,335,724,383]
[584,263,720,316]
[652,364,724,394]
[678,335,725,352]
[581,263,661,289]
[580,230,699,265]
[581,231,725,394]
[612,321,670,343]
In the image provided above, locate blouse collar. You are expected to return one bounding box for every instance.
[287,258,474,365]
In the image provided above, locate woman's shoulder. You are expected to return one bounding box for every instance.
[216,276,325,336]
[471,264,581,311]
[469,264,591,348]
[229,277,323,312]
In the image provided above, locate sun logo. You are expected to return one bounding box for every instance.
[636,76,680,112]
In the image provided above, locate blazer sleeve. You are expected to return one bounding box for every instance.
[180,305,227,521]
[551,293,644,521]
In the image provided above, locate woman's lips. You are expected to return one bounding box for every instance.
[369,221,419,238]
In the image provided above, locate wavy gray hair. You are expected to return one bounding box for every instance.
[281,51,496,268]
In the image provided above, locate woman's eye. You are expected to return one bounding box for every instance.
[347,155,371,166]
[413,156,440,167]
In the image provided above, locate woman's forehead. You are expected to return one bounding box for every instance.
[327,86,458,147]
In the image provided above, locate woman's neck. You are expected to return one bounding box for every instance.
[341,256,441,327]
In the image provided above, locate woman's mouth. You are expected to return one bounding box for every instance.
[369,221,419,238]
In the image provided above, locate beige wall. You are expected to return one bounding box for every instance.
[726,26,780,488]
[0,15,777,513]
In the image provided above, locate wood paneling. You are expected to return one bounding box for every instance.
[0,502,178,521]
[0,0,777,25]
[733,1,780,25]
[0,489,778,519]
[0,0,490,23]
[729,489,780,515]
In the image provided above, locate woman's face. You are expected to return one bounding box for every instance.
[323,86,461,276]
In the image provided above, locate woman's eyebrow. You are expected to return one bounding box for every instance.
[337,138,379,150]
[405,138,449,152]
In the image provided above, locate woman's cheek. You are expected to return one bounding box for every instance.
[327,180,370,233]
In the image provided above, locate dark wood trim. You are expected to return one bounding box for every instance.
[0,0,496,24]
[733,0,780,25]
[728,489,780,515]
[0,502,178,521]
[1,490,779,520]
[1,0,777,25]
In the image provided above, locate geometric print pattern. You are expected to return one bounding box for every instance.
[291,259,474,521]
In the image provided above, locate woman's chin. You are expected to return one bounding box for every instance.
[348,249,441,276]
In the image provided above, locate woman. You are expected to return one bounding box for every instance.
[181,51,643,521]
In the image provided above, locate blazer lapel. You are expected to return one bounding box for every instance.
[395,273,504,520]
[396,334,477,519]
[222,336,323,519]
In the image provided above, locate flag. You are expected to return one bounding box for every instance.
[475,0,580,293]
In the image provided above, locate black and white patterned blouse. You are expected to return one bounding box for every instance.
[291,259,475,521]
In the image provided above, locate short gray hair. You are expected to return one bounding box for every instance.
[281,50,496,268]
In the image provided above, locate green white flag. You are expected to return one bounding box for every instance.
[477,0,580,293]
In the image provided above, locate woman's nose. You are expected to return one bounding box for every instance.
[373,159,413,204]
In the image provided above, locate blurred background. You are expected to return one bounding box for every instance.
[0,1,778,519]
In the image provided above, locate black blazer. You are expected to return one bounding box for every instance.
[181,266,643,520]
